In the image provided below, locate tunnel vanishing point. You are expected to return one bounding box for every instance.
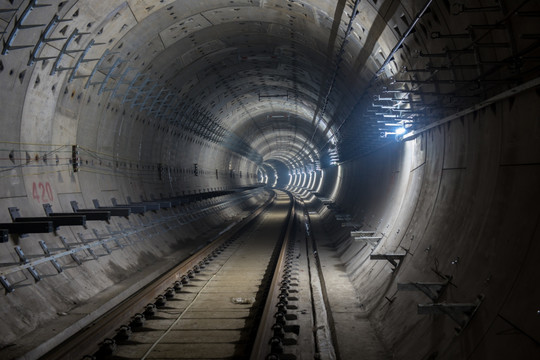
[0,0,539,359]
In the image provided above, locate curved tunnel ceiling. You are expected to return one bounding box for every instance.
[0,0,405,176]
[104,0,366,171]
[1,0,538,175]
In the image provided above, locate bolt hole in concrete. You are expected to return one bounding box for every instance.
[18,70,26,84]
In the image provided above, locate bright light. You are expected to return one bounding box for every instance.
[315,170,324,193]
[395,127,406,135]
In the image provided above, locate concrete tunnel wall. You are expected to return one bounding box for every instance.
[0,3,264,354]
[0,0,539,359]
[307,85,540,358]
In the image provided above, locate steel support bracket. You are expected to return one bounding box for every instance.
[341,222,362,228]
[45,202,110,221]
[0,276,14,293]
[111,198,146,214]
[351,230,375,236]
[6,207,54,235]
[417,294,484,333]
[335,214,351,221]
[91,200,131,217]
[13,215,86,228]
[397,280,451,301]
[370,253,406,270]
[126,196,160,211]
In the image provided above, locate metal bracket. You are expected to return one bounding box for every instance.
[354,236,383,247]
[92,229,112,254]
[92,199,132,217]
[14,246,42,282]
[50,29,90,75]
[72,145,80,172]
[14,246,28,263]
[120,72,144,103]
[10,206,85,229]
[128,77,155,107]
[141,87,166,112]
[28,14,72,65]
[9,207,22,221]
[418,294,484,333]
[452,3,501,15]
[59,236,82,265]
[150,91,174,117]
[397,280,451,301]
[106,226,128,247]
[42,203,53,215]
[46,203,110,221]
[2,0,51,55]
[370,253,406,270]
[335,214,351,221]
[5,207,54,236]
[27,266,42,282]
[126,196,160,211]
[39,240,63,273]
[134,82,160,109]
[351,230,375,236]
[95,57,128,94]
[84,49,117,88]
[341,222,362,228]
[109,67,136,97]
[68,39,106,82]
[111,198,146,214]
[0,276,14,293]
[77,233,98,260]
[70,201,80,211]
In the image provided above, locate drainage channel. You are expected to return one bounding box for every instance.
[43,190,297,359]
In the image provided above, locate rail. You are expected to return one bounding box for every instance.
[42,190,277,359]
[250,191,296,359]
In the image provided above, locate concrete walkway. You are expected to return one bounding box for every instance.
[310,214,390,360]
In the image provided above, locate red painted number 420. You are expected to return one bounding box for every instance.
[32,182,54,203]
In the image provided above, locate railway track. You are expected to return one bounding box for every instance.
[43,190,330,360]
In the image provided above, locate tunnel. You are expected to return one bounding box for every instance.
[0,0,539,359]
